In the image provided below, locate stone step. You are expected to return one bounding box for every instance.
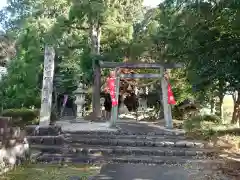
[71,145,215,157]
[36,153,218,165]
[30,145,66,153]
[25,125,62,136]
[65,137,205,148]
[30,144,216,157]
[64,133,187,141]
[64,130,184,136]
[110,155,221,165]
[27,136,64,145]
[27,135,204,148]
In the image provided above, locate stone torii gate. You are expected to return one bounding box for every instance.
[99,61,183,129]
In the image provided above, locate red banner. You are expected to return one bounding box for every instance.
[167,83,176,105]
[107,77,118,106]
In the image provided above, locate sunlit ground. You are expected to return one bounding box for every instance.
[0,163,99,180]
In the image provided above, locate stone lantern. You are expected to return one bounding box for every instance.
[73,83,87,120]
[100,97,105,119]
[138,88,147,112]
[139,88,144,95]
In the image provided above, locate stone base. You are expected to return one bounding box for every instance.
[70,117,87,123]
[84,112,102,121]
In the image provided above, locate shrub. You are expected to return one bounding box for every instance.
[184,114,221,140]
[172,106,199,120]
[183,116,202,132]
[183,114,219,131]
[172,107,184,120]
[201,114,221,123]
[1,108,39,126]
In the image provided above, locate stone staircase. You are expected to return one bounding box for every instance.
[25,124,218,165]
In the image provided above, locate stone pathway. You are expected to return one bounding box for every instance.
[55,120,118,132]
[93,163,227,180]
[117,120,185,134]
[94,163,191,180]
[26,120,231,180]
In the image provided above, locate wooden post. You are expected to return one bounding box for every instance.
[91,23,101,119]
[39,46,55,126]
[160,67,173,129]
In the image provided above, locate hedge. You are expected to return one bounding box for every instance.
[1,108,40,126]
[1,108,59,126]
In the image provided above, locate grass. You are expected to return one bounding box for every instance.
[181,116,240,178]
[0,163,99,180]
[183,117,240,153]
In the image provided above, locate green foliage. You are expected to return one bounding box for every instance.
[0,31,15,65]
[202,114,221,123]
[0,0,144,110]
[172,107,195,120]
[184,114,221,133]
[1,108,39,126]
[0,50,42,109]
[0,0,240,121]
[184,116,203,132]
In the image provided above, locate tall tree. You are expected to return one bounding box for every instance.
[0,31,15,66]
[69,0,144,118]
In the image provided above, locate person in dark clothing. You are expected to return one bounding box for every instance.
[104,93,122,120]
[124,92,139,112]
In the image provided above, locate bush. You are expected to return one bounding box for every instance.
[172,106,199,120]
[172,107,184,120]
[183,114,221,132]
[1,108,39,126]
[183,114,221,140]
[183,116,202,132]
[201,114,221,123]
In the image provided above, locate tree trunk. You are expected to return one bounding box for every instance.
[218,94,224,120]
[215,80,224,119]
[210,96,214,114]
[231,90,240,124]
[90,23,101,119]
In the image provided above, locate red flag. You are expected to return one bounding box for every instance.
[111,98,118,106]
[107,78,115,89]
[106,77,118,106]
[109,90,115,97]
[167,83,176,105]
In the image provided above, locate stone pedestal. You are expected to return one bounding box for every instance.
[74,83,87,121]
[139,97,147,111]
